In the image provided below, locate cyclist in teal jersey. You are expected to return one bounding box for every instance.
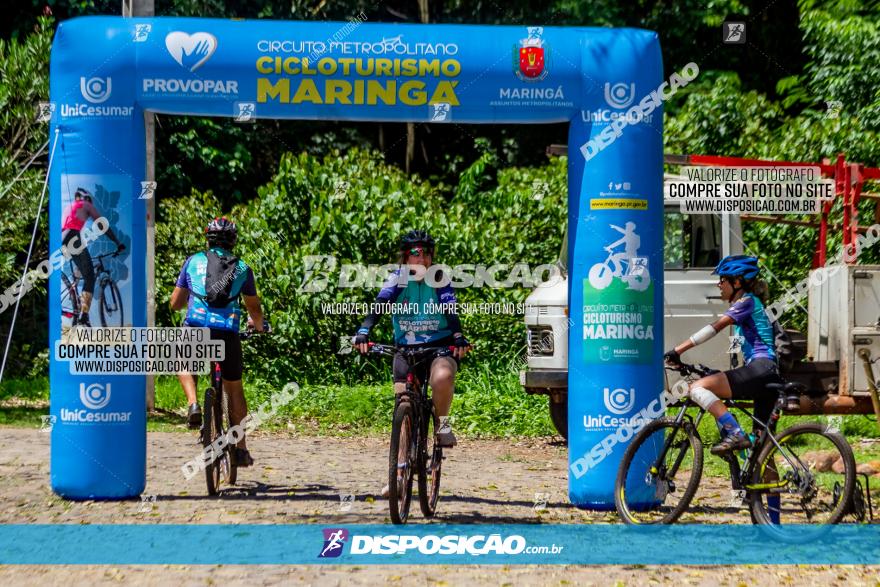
[355,231,471,443]
[170,217,265,466]
[664,255,782,455]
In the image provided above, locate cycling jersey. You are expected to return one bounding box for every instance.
[175,248,256,332]
[724,293,776,364]
[62,199,101,232]
[360,268,462,346]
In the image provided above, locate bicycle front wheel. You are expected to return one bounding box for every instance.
[99,280,124,327]
[388,400,415,524]
[418,411,442,518]
[749,422,856,525]
[615,417,704,524]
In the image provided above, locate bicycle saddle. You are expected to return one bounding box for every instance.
[766,381,807,395]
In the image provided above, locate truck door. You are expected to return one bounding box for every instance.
[664,205,743,382]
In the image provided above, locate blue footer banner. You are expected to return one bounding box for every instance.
[2,524,880,564]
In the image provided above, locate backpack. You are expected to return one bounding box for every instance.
[204,249,241,308]
[766,313,804,373]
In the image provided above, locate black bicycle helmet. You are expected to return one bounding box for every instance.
[74,187,93,202]
[206,216,237,248]
[400,229,435,251]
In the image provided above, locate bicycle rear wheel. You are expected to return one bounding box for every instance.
[388,400,415,524]
[615,417,704,524]
[749,422,856,525]
[222,389,238,485]
[99,279,124,327]
[202,387,222,496]
[418,411,442,518]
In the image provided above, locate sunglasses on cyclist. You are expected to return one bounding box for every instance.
[408,246,432,257]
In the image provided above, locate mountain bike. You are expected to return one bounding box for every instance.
[60,251,124,327]
[368,343,454,524]
[202,327,269,496]
[614,361,856,525]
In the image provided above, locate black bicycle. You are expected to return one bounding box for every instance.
[61,251,124,327]
[614,361,856,525]
[202,327,268,496]
[369,343,453,524]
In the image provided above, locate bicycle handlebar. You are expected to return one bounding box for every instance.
[240,323,272,340]
[366,342,456,358]
[665,360,718,379]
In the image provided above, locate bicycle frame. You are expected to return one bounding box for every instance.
[658,365,803,498]
[64,253,116,303]
[62,252,122,327]
[206,359,227,460]
[399,355,433,424]
[210,360,223,393]
[67,251,116,283]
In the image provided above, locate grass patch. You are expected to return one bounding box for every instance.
[0,377,48,401]
[0,378,49,428]
[0,405,47,427]
[149,367,556,437]
[454,366,554,437]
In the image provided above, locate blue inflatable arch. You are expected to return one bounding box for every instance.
[49,17,664,507]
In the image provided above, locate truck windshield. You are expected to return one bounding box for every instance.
[557,209,722,271]
[665,208,722,269]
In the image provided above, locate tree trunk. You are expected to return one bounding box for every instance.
[406,123,415,174]
[406,0,430,174]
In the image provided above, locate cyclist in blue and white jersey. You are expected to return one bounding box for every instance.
[664,255,781,455]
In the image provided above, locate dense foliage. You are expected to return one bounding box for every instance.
[2,2,880,387]
[156,148,567,384]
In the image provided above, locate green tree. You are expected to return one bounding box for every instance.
[0,16,53,377]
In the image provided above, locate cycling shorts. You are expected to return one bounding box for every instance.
[392,337,458,384]
[209,328,243,381]
[63,229,95,295]
[724,357,782,431]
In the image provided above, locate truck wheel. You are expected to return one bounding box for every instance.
[549,396,568,442]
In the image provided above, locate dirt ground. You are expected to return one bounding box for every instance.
[0,427,878,585]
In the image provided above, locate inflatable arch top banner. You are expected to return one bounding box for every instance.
[48,17,664,508]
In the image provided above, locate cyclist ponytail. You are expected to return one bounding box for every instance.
[742,278,769,304]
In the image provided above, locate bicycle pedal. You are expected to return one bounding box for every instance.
[728,489,747,508]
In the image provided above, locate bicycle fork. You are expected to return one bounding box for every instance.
[649,404,703,482]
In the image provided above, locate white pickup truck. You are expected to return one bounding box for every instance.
[521,182,746,438]
[521,174,880,439]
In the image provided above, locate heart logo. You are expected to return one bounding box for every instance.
[165,32,217,72]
